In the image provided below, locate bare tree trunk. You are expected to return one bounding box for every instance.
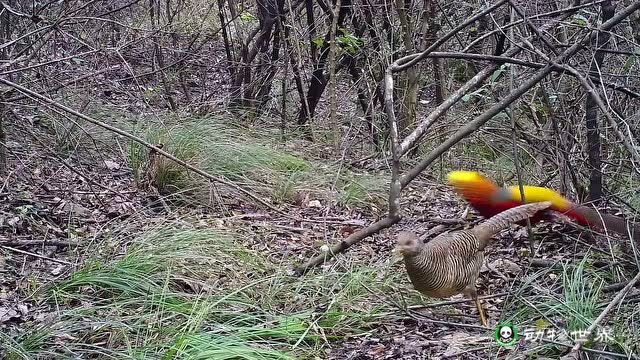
[150,0,178,110]
[218,0,236,77]
[296,0,351,126]
[395,0,418,143]
[305,0,318,62]
[585,1,615,203]
[328,0,342,149]
[423,0,443,169]
[283,23,309,129]
[0,1,11,175]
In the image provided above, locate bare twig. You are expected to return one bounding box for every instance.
[1,245,73,265]
[394,0,509,72]
[522,38,640,175]
[0,239,78,247]
[408,292,509,309]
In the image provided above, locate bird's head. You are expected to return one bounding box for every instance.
[395,231,421,257]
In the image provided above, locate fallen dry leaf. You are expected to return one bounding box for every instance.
[104,160,121,170]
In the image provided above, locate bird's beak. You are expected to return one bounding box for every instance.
[394,245,408,256]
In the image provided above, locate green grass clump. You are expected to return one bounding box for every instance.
[337,173,389,208]
[126,117,388,208]
[128,123,202,193]
[2,222,399,359]
[201,139,308,182]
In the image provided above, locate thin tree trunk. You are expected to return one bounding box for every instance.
[150,0,178,110]
[296,0,350,126]
[0,100,6,175]
[395,0,417,142]
[328,0,342,149]
[0,1,11,174]
[218,0,235,77]
[585,1,615,203]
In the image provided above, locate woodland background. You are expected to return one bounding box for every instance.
[0,0,639,358]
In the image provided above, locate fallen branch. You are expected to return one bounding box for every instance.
[293,215,400,275]
[0,239,78,247]
[408,291,509,309]
[1,245,73,265]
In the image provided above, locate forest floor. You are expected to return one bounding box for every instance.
[1,108,639,359]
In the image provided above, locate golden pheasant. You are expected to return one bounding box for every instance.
[447,170,639,241]
[397,202,552,326]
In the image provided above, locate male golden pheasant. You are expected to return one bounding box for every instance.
[447,170,639,240]
[397,202,553,326]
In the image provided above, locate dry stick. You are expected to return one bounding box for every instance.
[0,239,78,247]
[294,215,400,275]
[397,52,513,157]
[0,77,281,214]
[507,0,559,55]
[541,338,634,360]
[400,0,640,188]
[6,65,121,102]
[566,271,640,354]
[408,291,509,309]
[0,49,102,76]
[1,245,72,265]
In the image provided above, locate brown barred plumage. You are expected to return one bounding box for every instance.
[396,201,552,326]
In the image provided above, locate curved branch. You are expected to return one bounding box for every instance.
[423,52,639,98]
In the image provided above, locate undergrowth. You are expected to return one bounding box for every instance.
[2,223,401,359]
[127,117,388,209]
[494,253,637,357]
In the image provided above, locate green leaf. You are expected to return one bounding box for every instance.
[622,56,636,72]
[312,37,325,48]
[572,14,588,27]
[490,64,507,82]
[239,11,256,22]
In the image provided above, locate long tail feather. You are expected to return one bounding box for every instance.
[571,205,640,241]
[473,202,553,249]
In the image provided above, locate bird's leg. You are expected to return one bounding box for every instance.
[465,287,487,326]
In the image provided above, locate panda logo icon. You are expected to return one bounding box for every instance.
[495,323,518,347]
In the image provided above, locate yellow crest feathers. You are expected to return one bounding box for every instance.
[446,171,494,185]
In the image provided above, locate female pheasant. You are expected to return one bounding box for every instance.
[397,202,552,325]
